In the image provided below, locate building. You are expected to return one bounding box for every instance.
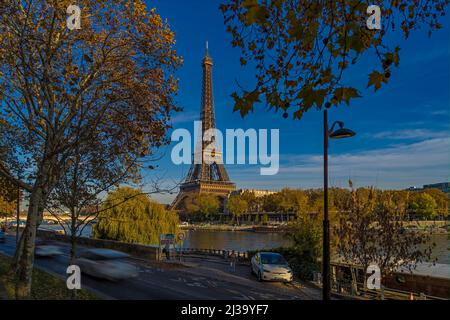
[230,189,277,198]
[423,182,449,193]
[171,44,236,210]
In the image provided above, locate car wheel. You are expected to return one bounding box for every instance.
[257,271,262,282]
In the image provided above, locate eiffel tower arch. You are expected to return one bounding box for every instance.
[171,43,236,210]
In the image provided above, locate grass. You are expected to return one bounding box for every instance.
[0,253,98,300]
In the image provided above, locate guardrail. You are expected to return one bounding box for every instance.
[175,247,250,260]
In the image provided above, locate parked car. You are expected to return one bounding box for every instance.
[251,252,293,283]
[35,240,64,257]
[0,231,6,243]
[75,248,139,281]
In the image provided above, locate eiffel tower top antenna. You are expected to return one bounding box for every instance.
[205,41,209,56]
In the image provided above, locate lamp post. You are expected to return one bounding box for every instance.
[323,109,355,300]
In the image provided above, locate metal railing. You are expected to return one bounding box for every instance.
[174,247,250,260]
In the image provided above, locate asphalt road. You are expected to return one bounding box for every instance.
[0,235,319,300]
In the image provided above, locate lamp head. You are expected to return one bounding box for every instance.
[329,121,356,139]
[329,127,356,139]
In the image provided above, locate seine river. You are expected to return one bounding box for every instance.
[40,224,449,265]
[181,230,449,265]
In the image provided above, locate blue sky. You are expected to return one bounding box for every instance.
[143,0,449,204]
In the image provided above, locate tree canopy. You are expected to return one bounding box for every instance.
[334,188,435,279]
[0,175,17,217]
[93,187,179,245]
[226,195,248,223]
[183,193,221,219]
[220,0,448,118]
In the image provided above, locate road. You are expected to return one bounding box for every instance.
[0,235,320,300]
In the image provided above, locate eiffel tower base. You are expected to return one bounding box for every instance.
[170,180,236,211]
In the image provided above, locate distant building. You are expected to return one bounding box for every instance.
[406,186,423,192]
[231,189,277,198]
[423,182,450,193]
[405,182,449,193]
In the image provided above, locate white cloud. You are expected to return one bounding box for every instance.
[369,129,448,140]
[171,111,198,125]
[430,110,448,116]
[227,137,449,190]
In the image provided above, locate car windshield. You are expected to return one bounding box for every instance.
[260,253,287,265]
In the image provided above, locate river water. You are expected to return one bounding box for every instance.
[181,230,449,265]
[40,224,449,265]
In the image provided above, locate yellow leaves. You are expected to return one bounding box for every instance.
[367,71,389,91]
[297,86,327,110]
[241,0,269,26]
[333,87,361,106]
[231,90,260,117]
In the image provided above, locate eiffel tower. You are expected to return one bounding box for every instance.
[171,43,236,210]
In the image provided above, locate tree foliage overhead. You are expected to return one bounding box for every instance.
[0,0,181,187]
[220,0,449,119]
[93,187,179,245]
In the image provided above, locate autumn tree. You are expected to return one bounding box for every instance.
[221,0,448,118]
[421,189,448,219]
[93,187,179,245]
[239,190,258,212]
[184,194,221,221]
[0,0,181,298]
[226,195,248,224]
[410,192,438,219]
[335,188,434,291]
[0,175,17,220]
[286,210,322,279]
[47,130,162,271]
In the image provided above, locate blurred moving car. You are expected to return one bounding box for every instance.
[35,240,64,257]
[251,252,293,283]
[0,231,6,243]
[8,220,26,228]
[75,248,139,281]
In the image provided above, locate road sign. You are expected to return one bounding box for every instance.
[160,233,175,245]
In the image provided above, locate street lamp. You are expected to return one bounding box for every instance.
[323,109,355,301]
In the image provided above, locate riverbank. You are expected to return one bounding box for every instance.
[180,220,449,234]
[180,224,292,233]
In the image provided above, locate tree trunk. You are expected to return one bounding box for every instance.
[70,227,77,300]
[14,187,44,299]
